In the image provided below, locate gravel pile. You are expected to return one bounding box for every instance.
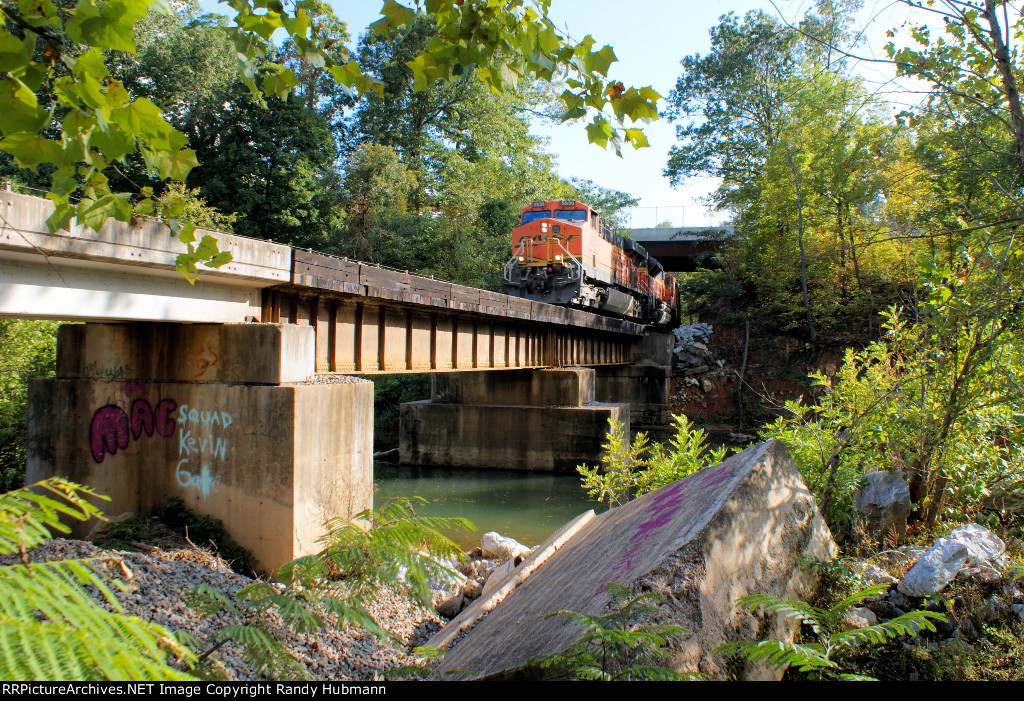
[311,375,372,385]
[3,538,443,680]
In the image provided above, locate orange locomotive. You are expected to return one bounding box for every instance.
[504,199,678,326]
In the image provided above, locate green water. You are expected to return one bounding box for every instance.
[373,463,602,549]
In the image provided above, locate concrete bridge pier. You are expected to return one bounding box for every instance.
[26,322,373,574]
[399,369,629,471]
[595,332,674,428]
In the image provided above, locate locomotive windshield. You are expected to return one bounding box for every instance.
[554,209,587,222]
[521,210,552,223]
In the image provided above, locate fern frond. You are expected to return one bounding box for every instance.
[832,610,945,647]
[734,593,825,630]
[185,582,240,617]
[0,479,108,554]
[714,639,833,671]
[616,663,694,681]
[0,479,196,680]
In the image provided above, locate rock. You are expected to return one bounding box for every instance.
[482,558,518,598]
[480,533,530,561]
[871,600,905,620]
[845,607,877,628]
[464,578,484,601]
[898,523,1007,597]
[860,563,897,585]
[980,595,1006,622]
[956,565,1002,584]
[1010,604,1024,621]
[684,365,709,376]
[854,470,912,537]
[701,379,714,393]
[950,523,1007,570]
[898,539,969,597]
[432,440,837,681]
[436,593,465,618]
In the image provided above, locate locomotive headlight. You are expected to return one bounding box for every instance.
[554,254,562,261]
[518,256,525,262]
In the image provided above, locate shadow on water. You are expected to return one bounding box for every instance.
[373,462,601,549]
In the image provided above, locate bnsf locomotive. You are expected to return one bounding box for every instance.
[504,199,678,326]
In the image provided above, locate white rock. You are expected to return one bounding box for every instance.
[480,532,530,560]
[481,557,518,598]
[898,538,969,597]
[860,563,897,585]
[949,523,1007,570]
[898,523,1007,597]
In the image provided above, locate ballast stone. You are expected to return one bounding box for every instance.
[898,523,1008,597]
[433,439,836,680]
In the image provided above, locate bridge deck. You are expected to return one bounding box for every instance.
[0,191,642,373]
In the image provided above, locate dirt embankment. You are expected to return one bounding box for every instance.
[668,319,856,441]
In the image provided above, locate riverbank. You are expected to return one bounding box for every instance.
[4,538,442,680]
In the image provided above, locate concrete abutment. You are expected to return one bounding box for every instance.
[27,322,373,574]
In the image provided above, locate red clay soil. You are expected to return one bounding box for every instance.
[669,320,854,440]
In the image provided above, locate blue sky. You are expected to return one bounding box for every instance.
[202,1,934,227]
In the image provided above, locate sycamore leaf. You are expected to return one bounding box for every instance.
[262,67,299,99]
[0,78,48,133]
[77,195,132,233]
[0,32,33,73]
[65,0,147,54]
[152,148,199,181]
[176,222,196,245]
[0,132,63,167]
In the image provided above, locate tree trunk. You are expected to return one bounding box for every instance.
[983,0,1024,175]
[787,150,816,342]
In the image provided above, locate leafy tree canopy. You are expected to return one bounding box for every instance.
[0,0,659,279]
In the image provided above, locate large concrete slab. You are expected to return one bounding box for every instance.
[399,401,628,471]
[431,440,836,680]
[56,323,314,384]
[27,377,373,573]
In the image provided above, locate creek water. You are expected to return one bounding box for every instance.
[373,462,602,549]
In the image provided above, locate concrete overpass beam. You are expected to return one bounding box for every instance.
[27,322,373,574]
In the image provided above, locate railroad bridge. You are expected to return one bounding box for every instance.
[1,189,671,571]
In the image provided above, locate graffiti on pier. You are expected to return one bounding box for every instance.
[89,398,176,463]
[192,341,220,380]
[175,403,232,498]
[82,362,128,380]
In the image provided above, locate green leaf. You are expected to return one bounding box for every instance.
[65,0,148,54]
[379,0,415,29]
[77,195,132,233]
[177,222,196,245]
[0,78,49,133]
[152,148,198,181]
[262,67,299,99]
[17,0,59,28]
[0,32,32,73]
[0,133,63,168]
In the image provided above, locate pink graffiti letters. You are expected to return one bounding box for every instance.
[89,397,176,463]
[604,481,689,589]
[89,406,129,463]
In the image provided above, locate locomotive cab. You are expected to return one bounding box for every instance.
[504,199,678,326]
